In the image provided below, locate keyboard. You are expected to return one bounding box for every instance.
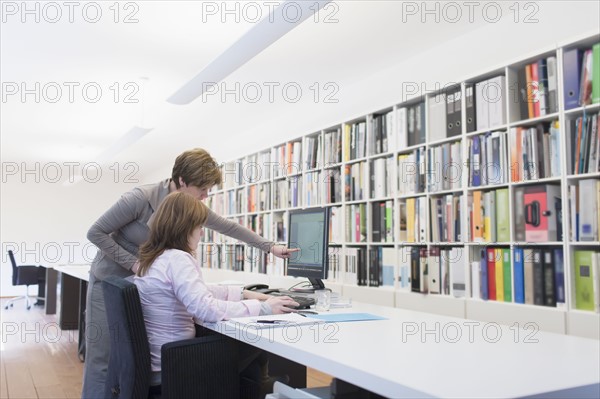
[271,292,315,309]
[288,296,316,309]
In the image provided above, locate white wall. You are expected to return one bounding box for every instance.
[222,1,600,164]
[139,3,600,175]
[346,1,600,117]
[0,171,140,296]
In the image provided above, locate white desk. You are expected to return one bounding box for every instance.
[207,302,600,398]
[54,264,91,282]
[43,264,91,315]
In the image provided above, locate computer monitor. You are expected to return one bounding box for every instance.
[287,207,329,291]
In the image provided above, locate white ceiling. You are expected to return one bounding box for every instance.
[1,1,594,182]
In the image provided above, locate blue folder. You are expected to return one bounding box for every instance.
[310,313,387,323]
[563,48,583,110]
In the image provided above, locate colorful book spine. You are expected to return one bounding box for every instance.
[532,249,545,306]
[524,249,535,304]
[554,248,565,305]
[385,202,393,243]
[471,136,481,187]
[496,188,510,242]
[513,248,525,304]
[487,248,497,301]
[495,248,504,302]
[593,43,600,104]
[502,248,512,302]
[480,249,488,300]
[543,249,556,307]
[574,250,596,311]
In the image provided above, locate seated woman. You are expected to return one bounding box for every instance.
[134,191,298,388]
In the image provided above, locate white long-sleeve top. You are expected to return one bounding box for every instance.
[134,249,262,383]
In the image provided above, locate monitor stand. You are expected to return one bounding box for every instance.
[289,278,327,294]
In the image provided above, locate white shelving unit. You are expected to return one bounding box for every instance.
[201,33,600,339]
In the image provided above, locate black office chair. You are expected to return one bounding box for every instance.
[102,275,260,399]
[5,250,45,310]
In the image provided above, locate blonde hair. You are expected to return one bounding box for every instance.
[137,192,208,277]
[171,148,222,189]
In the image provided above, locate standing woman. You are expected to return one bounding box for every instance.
[82,148,297,398]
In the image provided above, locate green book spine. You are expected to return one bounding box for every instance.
[574,250,595,311]
[385,201,393,242]
[593,43,600,104]
[496,188,510,242]
[359,203,367,242]
[503,248,512,302]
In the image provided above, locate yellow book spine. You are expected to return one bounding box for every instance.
[473,191,483,241]
[344,124,351,162]
[495,248,504,302]
[484,213,492,242]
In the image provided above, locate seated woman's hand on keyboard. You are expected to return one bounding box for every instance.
[265,296,299,314]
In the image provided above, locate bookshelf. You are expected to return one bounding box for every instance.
[201,33,600,339]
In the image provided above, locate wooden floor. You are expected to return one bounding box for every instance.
[0,298,331,398]
[0,298,83,398]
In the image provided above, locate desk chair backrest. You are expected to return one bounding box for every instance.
[8,250,42,285]
[102,275,151,399]
[8,250,19,285]
[5,250,45,310]
[102,276,247,399]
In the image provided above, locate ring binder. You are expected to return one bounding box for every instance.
[525,200,541,228]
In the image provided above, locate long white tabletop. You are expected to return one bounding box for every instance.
[206,302,600,398]
[54,264,91,282]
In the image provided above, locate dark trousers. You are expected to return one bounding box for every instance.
[194,323,265,376]
[149,326,265,397]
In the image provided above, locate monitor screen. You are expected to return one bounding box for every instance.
[287,208,329,287]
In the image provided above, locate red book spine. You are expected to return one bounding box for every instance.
[487,248,497,300]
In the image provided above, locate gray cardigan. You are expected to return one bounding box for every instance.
[87,179,274,280]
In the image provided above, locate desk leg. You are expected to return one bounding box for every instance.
[59,273,81,330]
[268,353,306,389]
[78,280,87,362]
[45,268,58,315]
[36,274,45,305]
